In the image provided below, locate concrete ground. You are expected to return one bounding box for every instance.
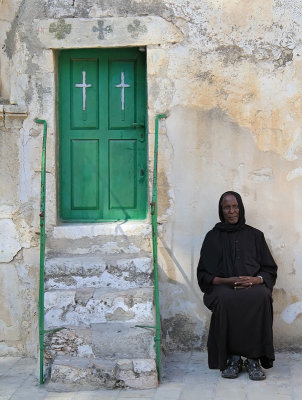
[0,352,301,400]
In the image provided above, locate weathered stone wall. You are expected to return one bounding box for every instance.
[1,0,302,355]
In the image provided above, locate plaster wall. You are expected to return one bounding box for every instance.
[0,0,302,355]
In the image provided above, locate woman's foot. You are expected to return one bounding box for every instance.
[244,358,266,380]
[221,355,243,379]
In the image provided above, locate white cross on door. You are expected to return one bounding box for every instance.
[115,72,130,110]
[75,71,92,111]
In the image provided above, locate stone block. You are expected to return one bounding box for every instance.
[45,322,156,361]
[49,223,152,254]
[46,256,106,277]
[48,356,157,390]
[49,357,119,389]
[91,323,156,359]
[117,257,152,274]
[45,289,76,309]
[133,359,156,374]
[45,255,153,290]
[45,328,93,359]
[122,374,158,390]
[35,17,182,49]
[32,50,55,73]
[82,260,107,276]
[3,104,28,128]
[116,359,158,390]
[44,287,154,327]
[52,222,152,240]
[75,287,95,306]
[0,219,21,262]
[116,359,133,371]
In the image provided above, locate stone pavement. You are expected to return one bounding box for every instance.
[0,352,301,400]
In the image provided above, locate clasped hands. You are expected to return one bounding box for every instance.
[230,276,262,289]
[212,276,263,289]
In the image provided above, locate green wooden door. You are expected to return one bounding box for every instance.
[58,48,147,221]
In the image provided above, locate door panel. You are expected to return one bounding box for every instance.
[109,139,137,210]
[59,48,147,221]
[71,140,99,210]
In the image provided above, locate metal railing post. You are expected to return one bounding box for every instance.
[35,118,47,384]
[152,114,167,381]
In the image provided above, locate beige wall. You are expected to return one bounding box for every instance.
[0,0,301,355]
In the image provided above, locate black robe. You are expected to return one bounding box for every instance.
[197,224,278,371]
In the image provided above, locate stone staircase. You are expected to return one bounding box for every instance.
[44,224,157,390]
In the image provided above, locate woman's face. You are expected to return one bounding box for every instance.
[221,194,239,224]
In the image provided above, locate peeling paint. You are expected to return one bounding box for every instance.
[0,219,21,262]
[281,301,302,324]
[287,167,302,181]
[248,168,273,182]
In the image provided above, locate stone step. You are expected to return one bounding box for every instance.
[45,323,156,360]
[44,287,155,328]
[91,322,156,359]
[47,356,157,390]
[45,255,153,290]
[46,223,152,256]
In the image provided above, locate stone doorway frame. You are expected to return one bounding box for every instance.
[34,16,181,230]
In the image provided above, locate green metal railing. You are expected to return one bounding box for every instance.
[35,114,167,383]
[35,119,65,384]
[135,114,166,382]
[151,114,167,382]
[35,118,47,384]
[136,114,167,381]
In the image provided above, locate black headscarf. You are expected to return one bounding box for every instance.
[201,191,245,277]
[212,191,246,277]
[214,191,246,232]
[197,191,277,292]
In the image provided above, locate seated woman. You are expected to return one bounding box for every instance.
[197,191,277,380]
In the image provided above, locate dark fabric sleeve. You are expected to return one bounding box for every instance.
[258,232,278,290]
[197,232,216,293]
[197,264,215,292]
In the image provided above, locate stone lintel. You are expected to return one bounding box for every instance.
[34,17,182,49]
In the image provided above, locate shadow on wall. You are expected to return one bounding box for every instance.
[158,237,210,353]
[158,235,297,354]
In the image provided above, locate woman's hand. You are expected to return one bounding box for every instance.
[212,276,262,289]
[212,276,240,287]
[233,276,262,289]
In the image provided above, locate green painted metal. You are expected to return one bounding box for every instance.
[58,48,147,221]
[35,120,66,384]
[152,114,167,382]
[35,118,47,384]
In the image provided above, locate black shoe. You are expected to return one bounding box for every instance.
[221,355,243,379]
[244,358,266,381]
